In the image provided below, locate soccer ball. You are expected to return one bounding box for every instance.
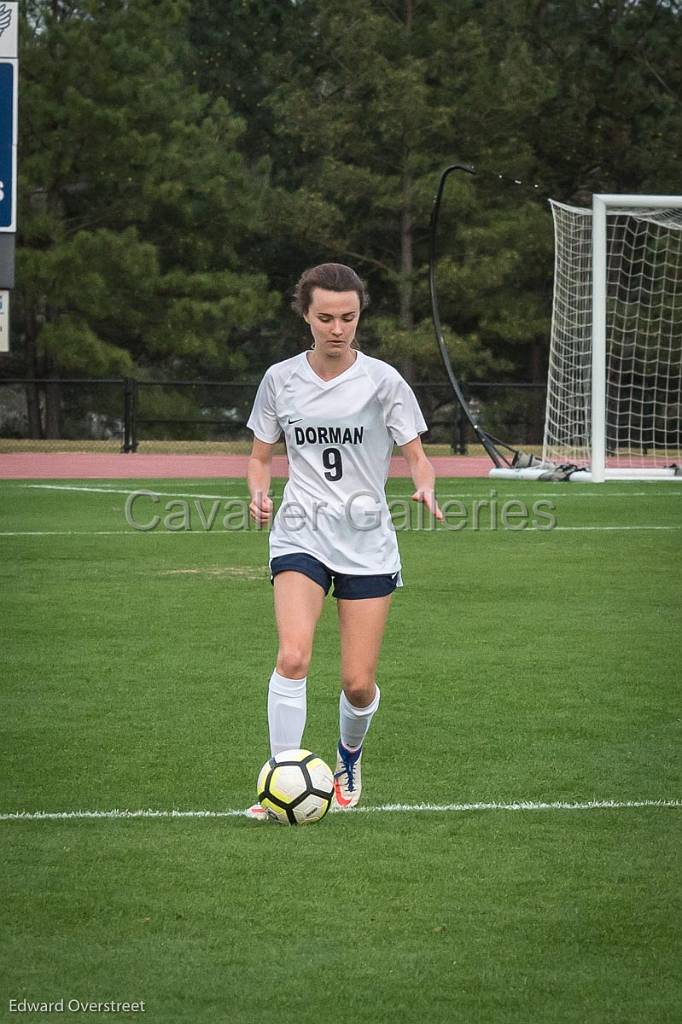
[257,749,334,825]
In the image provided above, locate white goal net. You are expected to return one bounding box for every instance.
[544,196,682,479]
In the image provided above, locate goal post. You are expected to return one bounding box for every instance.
[591,194,607,482]
[590,194,682,482]
[492,192,682,482]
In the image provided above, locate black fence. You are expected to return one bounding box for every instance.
[0,377,547,453]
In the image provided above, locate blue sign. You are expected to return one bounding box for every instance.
[0,61,15,230]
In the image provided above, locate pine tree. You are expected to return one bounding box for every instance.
[16,0,277,435]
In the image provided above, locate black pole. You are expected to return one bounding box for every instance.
[429,163,504,467]
[456,401,467,455]
[130,378,138,452]
[122,377,139,453]
[122,378,132,452]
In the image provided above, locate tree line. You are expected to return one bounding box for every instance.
[4,0,681,437]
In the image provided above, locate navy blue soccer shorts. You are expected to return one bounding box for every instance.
[270,552,401,600]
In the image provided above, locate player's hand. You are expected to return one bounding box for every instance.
[249,492,273,525]
[410,489,444,522]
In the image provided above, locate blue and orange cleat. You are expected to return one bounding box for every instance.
[333,741,363,809]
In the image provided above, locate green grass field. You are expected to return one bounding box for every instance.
[1,476,680,1024]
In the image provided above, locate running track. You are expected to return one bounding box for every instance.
[0,453,492,479]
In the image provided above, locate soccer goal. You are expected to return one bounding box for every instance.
[492,194,682,482]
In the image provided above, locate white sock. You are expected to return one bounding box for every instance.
[268,669,307,756]
[339,686,381,751]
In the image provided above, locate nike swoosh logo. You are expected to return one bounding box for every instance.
[288,418,303,425]
[333,778,352,807]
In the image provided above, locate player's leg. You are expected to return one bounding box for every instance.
[334,594,392,807]
[247,568,327,820]
[268,570,326,755]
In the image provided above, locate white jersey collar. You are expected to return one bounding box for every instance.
[300,350,364,388]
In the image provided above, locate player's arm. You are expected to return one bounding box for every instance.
[247,438,275,524]
[400,437,444,521]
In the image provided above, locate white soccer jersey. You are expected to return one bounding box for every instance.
[247,350,427,575]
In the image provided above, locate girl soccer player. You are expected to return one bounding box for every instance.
[246,263,442,816]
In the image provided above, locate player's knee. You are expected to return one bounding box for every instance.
[341,674,376,708]
[277,646,310,680]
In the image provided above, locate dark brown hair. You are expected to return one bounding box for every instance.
[291,263,370,317]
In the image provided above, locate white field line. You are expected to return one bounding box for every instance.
[20,484,240,499]
[434,491,682,499]
[14,484,682,500]
[2,524,681,538]
[1,799,680,822]
[413,524,679,532]
[0,530,242,537]
[550,525,680,531]
[0,531,132,537]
